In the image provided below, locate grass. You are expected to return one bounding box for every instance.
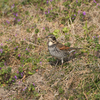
[0,0,100,99]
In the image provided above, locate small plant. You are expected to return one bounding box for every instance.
[0,67,12,85]
[53,29,60,37]
[80,11,87,21]
[83,21,89,35]
[63,27,69,33]
[40,7,44,11]
[65,42,71,47]
[47,57,57,62]
[28,83,35,91]
[65,34,70,40]
[61,17,69,24]
[76,0,81,6]
[25,11,29,15]
[27,28,31,33]
[46,12,58,21]
[93,36,100,51]
[22,83,39,99]
[63,1,71,9]
[17,67,24,79]
[35,29,39,34]
[58,87,64,94]
[71,14,77,22]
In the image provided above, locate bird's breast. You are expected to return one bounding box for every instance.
[48,45,68,59]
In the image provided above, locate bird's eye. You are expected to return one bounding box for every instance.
[52,37,56,40]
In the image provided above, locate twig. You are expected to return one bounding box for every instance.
[25,40,42,47]
[83,91,88,100]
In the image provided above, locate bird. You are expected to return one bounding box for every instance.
[46,34,81,64]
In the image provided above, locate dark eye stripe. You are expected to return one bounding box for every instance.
[52,37,56,40]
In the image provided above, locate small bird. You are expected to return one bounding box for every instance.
[46,34,81,64]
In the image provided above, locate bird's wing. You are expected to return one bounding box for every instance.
[57,42,81,53]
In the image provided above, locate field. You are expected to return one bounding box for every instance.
[0,0,100,100]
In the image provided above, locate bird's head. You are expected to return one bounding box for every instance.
[46,34,57,46]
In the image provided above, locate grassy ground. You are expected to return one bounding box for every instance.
[0,0,100,100]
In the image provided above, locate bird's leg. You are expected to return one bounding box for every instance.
[61,58,63,67]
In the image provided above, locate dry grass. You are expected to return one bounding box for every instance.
[0,0,100,100]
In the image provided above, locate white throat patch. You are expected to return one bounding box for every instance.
[48,41,53,46]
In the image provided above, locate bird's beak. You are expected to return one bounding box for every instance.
[45,36,48,38]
